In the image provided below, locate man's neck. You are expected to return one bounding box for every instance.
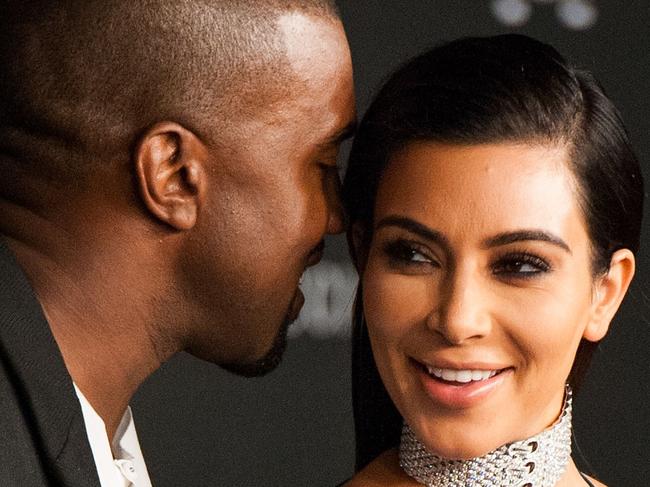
[4,229,170,440]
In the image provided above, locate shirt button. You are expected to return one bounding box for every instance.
[115,459,139,483]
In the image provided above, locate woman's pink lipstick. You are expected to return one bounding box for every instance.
[411,359,512,409]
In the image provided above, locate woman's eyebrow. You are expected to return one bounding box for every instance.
[375,215,450,249]
[375,218,572,254]
[482,230,572,254]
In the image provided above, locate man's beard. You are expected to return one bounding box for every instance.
[220,313,292,378]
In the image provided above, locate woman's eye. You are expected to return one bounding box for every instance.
[493,253,551,278]
[383,240,436,267]
[410,251,430,263]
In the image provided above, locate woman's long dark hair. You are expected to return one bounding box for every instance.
[342,34,644,470]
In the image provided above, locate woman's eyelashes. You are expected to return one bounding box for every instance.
[382,239,439,270]
[381,238,552,281]
[491,252,552,279]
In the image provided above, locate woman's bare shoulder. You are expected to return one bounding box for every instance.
[343,449,415,487]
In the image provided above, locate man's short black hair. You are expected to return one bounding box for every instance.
[0,0,340,186]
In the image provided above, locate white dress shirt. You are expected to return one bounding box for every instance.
[74,384,153,487]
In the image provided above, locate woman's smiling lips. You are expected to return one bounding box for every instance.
[410,358,514,409]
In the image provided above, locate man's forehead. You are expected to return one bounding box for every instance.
[278,12,351,86]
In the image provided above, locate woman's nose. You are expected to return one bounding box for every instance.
[426,265,492,345]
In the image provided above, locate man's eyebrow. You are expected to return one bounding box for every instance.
[375,215,450,249]
[320,119,357,148]
[482,230,572,253]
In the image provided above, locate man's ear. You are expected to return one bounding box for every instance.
[134,122,207,230]
[584,249,635,342]
[348,222,369,273]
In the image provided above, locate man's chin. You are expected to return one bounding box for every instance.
[220,314,293,378]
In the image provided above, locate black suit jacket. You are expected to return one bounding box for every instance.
[0,240,101,486]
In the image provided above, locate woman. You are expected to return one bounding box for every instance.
[341,34,643,487]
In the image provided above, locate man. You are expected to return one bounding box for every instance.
[0,1,355,485]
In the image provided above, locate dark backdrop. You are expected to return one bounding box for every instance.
[134,1,650,485]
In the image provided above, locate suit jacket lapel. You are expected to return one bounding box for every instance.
[0,240,100,486]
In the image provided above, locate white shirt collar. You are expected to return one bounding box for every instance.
[74,384,152,487]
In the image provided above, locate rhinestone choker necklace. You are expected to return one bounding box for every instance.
[399,387,573,487]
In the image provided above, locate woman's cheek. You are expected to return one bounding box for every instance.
[499,290,588,383]
[364,269,432,342]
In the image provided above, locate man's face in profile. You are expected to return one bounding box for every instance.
[179,12,356,375]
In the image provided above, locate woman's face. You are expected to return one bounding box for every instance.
[361,142,617,459]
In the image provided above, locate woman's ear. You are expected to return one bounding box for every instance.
[584,248,635,342]
[348,222,370,273]
[134,121,208,231]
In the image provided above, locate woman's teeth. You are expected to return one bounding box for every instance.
[426,366,498,383]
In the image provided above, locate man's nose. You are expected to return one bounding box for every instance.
[426,265,492,345]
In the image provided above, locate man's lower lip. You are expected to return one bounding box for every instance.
[308,251,323,267]
[287,288,305,322]
[307,241,326,267]
[412,360,511,409]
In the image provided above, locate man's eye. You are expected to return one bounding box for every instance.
[492,253,551,278]
[319,160,336,168]
[320,164,342,192]
[321,163,339,173]
[318,161,339,177]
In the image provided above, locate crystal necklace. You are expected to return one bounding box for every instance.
[399,386,573,487]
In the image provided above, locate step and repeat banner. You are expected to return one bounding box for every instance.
[135,2,650,485]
